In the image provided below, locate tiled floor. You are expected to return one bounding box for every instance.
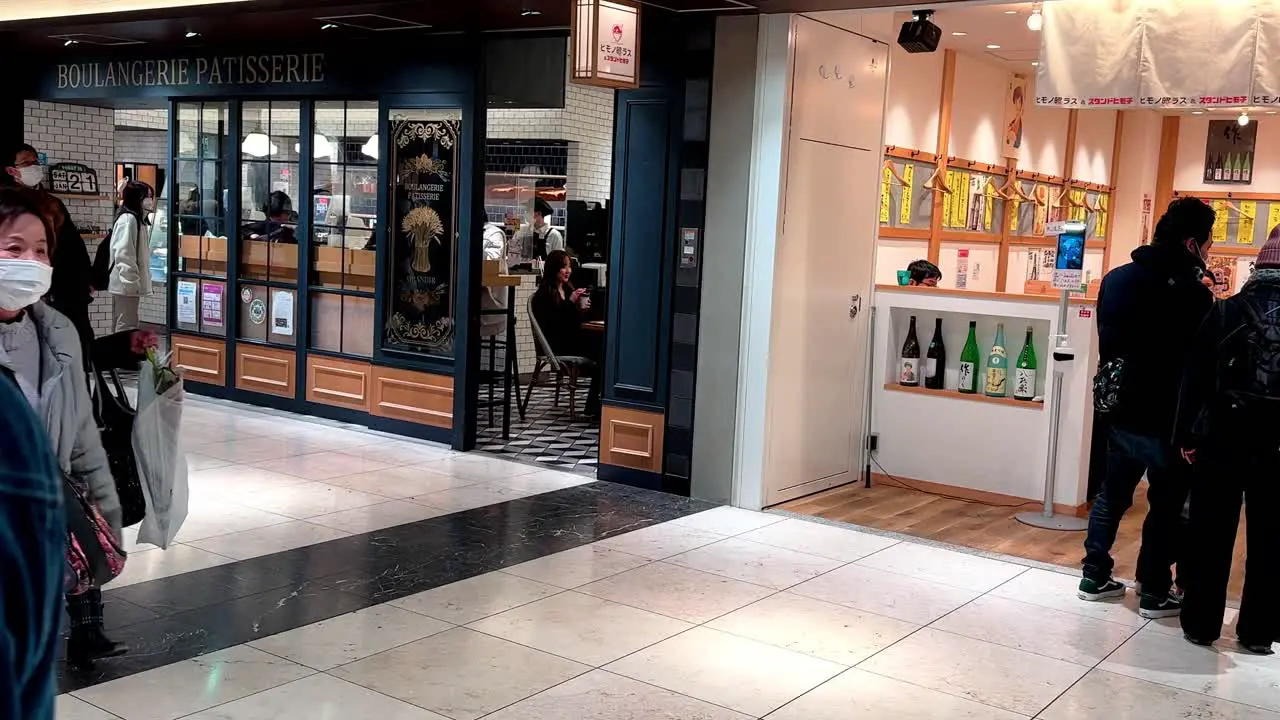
[476,384,599,474]
[58,398,1277,719]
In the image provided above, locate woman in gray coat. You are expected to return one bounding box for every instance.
[0,187,125,667]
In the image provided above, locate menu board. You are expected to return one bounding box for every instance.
[383,111,460,357]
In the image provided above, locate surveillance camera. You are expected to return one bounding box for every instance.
[899,9,941,53]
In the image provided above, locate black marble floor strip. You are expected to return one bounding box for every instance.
[59,481,714,693]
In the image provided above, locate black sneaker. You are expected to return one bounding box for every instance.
[1183,633,1215,647]
[1078,578,1126,601]
[1239,640,1275,655]
[1139,591,1182,619]
[67,628,128,668]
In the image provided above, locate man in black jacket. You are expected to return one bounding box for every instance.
[1079,198,1215,619]
[1175,230,1280,654]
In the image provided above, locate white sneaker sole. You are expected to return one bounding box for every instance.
[1078,589,1126,602]
[1139,607,1181,619]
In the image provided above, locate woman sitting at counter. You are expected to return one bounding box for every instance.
[532,249,601,415]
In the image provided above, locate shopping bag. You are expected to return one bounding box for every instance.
[133,354,188,549]
[64,474,127,595]
[92,365,147,527]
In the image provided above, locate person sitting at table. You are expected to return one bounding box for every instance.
[242,191,296,244]
[906,259,942,287]
[531,249,600,415]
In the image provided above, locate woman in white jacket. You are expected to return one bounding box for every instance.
[107,181,153,332]
[0,187,125,667]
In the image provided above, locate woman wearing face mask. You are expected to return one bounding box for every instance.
[0,187,125,667]
[106,180,153,333]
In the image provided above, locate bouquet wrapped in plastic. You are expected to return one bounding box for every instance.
[133,349,188,549]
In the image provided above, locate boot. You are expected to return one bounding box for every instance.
[67,627,128,668]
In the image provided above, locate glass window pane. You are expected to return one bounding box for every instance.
[383,108,461,358]
[177,104,199,157]
[237,284,295,345]
[201,104,227,158]
[310,292,342,353]
[310,293,372,357]
[315,101,345,164]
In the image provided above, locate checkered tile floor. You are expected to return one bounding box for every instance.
[476,383,599,475]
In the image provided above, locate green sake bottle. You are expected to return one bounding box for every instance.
[985,322,1008,398]
[1014,325,1037,401]
[958,321,980,394]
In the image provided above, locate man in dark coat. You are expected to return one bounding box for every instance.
[1175,229,1280,654]
[1079,197,1215,619]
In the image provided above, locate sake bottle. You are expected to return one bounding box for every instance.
[1214,154,1224,182]
[958,321,980,394]
[1231,153,1242,182]
[900,315,921,387]
[1014,325,1037,401]
[1242,152,1253,183]
[925,318,946,390]
[985,323,1008,397]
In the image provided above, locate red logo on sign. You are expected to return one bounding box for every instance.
[1079,308,1093,319]
[612,24,623,42]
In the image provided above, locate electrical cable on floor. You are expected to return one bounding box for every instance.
[869,455,1040,510]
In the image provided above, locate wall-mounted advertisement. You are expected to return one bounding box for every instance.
[1003,75,1027,159]
[1203,120,1257,185]
[383,109,460,358]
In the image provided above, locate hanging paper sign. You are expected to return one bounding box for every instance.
[1238,201,1257,245]
[1268,204,1280,237]
[879,166,892,224]
[899,164,914,225]
[1211,200,1229,244]
[1036,0,1278,109]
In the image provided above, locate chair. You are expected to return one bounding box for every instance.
[523,296,593,421]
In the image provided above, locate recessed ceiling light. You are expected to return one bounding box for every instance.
[1031,61,1039,66]
[184,30,200,38]
[951,31,967,36]
[521,8,541,16]
[1191,110,1204,115]
[1005,10,1018,14]
[320,22,337,29]
[1268,111,1278,115]
[986,43,1001,49]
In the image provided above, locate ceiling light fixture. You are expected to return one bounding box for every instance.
[63,39,78,46]
[1027,10,1043,30]
[1238,111,1250,126]
[1191,110,1204,115]
[320,22,337,29]
[1031,61,1039,66]
[951,31,967,36]
[521,8,541,16]
[185,30,200,38]
[986,43,1001,49]
[1005,10,1017,14]
[1268,111,1278,115]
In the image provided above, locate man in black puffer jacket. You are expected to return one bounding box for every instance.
[1175,229,1280,654]
[1079,198,1214,619]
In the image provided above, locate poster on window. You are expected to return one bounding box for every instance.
[384,111,460,357]
[1203,120,1257,185]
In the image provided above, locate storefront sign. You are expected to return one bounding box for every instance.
[56,54,325,91]
[48,162,98,196]
[1036,0,1280,109]
[384,111,460,357]
[571,0,641,89]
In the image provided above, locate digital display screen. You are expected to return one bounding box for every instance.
[1056,224,1086,272]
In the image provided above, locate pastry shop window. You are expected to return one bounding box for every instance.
[172,101,230,338]
[309,100,378,358]
[238,100,301,347]
[382,107,462,361]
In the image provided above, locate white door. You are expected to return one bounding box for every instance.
[763,19,887,506]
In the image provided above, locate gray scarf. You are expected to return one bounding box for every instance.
[1244,267,1280,289]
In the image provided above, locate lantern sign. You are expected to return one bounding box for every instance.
[572,0,641,89]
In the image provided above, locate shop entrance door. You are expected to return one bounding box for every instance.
[764,18,887,506]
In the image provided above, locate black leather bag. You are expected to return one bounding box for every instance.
[93,366,146,527]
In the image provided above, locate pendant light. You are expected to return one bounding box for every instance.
[1027,3,1043,31]
[241,132,277,158]
[361,134,378,160]
[1238,111,1250,126]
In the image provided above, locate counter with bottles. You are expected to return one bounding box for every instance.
[870,285,1099,510]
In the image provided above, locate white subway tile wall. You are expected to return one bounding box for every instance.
[114,108,168,130]
[115,124,170,326]
[25,100,118,337]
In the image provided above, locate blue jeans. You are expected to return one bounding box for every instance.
[1082,426,1190,597]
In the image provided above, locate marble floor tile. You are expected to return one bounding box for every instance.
[171,501,295,544]
[593,521,726,560]
[668,506,787,536]
[502,545,651,589]
[769,668,1028,720]
[468,591,692,666]
[482,669,752,720]
[322,465,484,499]
[332,627,590,720]
[706,592,918,665]
[229,482,390,520]
[579,561,775,624]
[251,451,401,481]
[858,627,1090,716]
[182,674,450,719]
[389,571,563,625]
[187,520,351,561]
[990,568,1147,628]
[604,626,844,717]
[789,562,982,624]
[337,439,457,465]
[187,464,315,499]
[1040,669,1280,720]
[412,454,542,483]
[930,594,1140,665]
[186,453,232,472]
[56,695,122,719]
[854,541,1026,592]
[108,543,235,589]
[249,604,452,670]
[305,500,449,535]
[666,537,844,590]
[1146,606,1239,638]
[119,526,161,554]
[1099,625,1280,712]
[738,518,900,563]
[71,645,314,720]
[193,437,328,464]
[497,469,596,494]
[408,482,541,514]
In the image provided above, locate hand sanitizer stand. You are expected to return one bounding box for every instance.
[1017,222,1090,531]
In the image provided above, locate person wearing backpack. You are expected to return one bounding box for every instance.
[105,181,153,332]
[1081,198,1215,617]
[1175,229,1280,654]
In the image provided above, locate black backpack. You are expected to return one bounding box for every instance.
[90,227,113,292]
[1210,299,1280,446]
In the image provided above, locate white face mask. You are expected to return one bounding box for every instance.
[17,165,44,188]
[0,258,53,311]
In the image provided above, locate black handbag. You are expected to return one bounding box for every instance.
[93,366,146,527]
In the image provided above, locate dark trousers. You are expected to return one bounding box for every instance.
[65,588,105,634]
[1082,426,1190,596]
[1181,450,1280,644]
